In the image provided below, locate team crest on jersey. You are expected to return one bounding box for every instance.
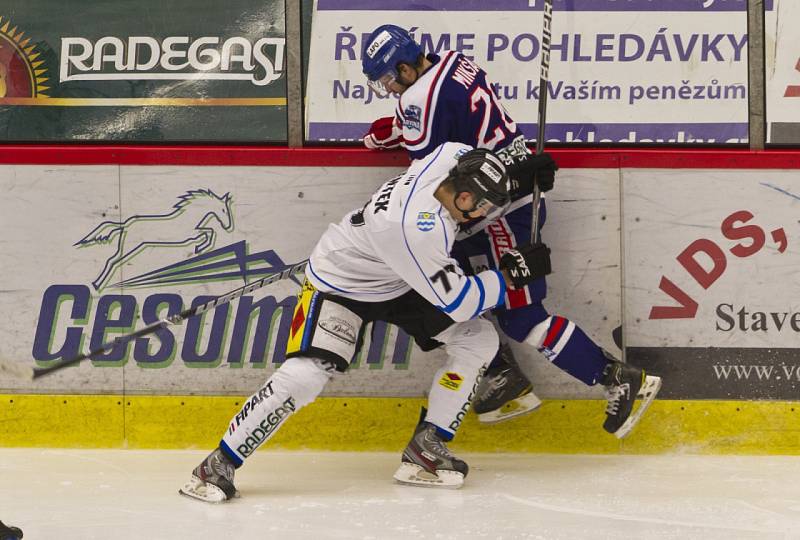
[403,105,422,131]
[416,211,436,231]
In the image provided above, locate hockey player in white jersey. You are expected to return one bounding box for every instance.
[179,144,553,502]
[361,24,661,435]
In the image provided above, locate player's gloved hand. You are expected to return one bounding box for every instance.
[499,242,552,288]
[363,116,404,150]
[508,152,559,195]
[530,152,558,193]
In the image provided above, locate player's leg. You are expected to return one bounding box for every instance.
[484,200,661,435]
[395,318,498,488]
[180,282,366,502]
[179,355,337,503]
[472,317,542,424]
[386,293,499,488]
[451,210,542,423]
[511,312,661,438]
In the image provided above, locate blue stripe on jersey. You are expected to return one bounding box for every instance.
[494,270,507,307]
[472,276,486,319]
[438,207,449,253]
[308,260,407,296]
[441,278,472,314]
[401,143,449,306]
[307,260,350,294]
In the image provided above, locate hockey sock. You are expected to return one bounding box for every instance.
[525,316,610,386]
[424,318,499,437]
[220,356,334,465]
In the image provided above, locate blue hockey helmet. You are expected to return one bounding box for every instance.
[362,25,423,96]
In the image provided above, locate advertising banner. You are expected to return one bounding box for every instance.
[766,0,800,144]
[305,0,758,145]
[0,164,620,398]
[623,169,800,399]
[0,0,287,141]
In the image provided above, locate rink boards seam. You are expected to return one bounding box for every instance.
[1,394,798,454]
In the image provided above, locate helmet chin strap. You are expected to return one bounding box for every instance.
[454,192,478,219]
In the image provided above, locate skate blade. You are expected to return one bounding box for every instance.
[614,375,662,439]
[178,475,238,503]
[477,392,542,424]
[393,463,464,489]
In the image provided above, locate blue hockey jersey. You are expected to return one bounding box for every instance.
[395,51,524,160]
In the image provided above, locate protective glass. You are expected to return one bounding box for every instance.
[367,71,398,97]
[479,197,512,222]
[474,196,509,216]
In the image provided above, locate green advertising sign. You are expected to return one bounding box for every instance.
[0,0,287,142]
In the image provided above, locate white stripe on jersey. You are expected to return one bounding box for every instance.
[401,52,460,154]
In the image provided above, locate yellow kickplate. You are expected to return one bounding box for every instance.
[0,395,798,454]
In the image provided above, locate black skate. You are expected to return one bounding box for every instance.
[602,359,662,439]
[179,447,239,503]
[0,521,22,540]
[393,408,469,489]
[472,343,541,424]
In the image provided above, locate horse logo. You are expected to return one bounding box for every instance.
[76,189,234,291]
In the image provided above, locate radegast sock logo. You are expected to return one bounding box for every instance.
[0,16,51,98]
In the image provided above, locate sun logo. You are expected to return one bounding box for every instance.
[0,16,50,98]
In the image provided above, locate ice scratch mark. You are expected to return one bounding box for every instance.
[502,494,792,534]
[761,182,800,202]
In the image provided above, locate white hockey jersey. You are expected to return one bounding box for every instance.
[306,142,507,322]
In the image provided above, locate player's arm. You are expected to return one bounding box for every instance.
[406,237,552,320]
[380,224,507,322]
[362,114,405,150]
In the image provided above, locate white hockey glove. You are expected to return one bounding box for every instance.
[499,243,552,288]
[363,116,405,150]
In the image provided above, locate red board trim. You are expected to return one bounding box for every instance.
[0,145,798,168]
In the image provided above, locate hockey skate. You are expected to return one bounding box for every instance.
[393,409,469,489]
[472,343,542,424]
[179,447,240,503]
[602,359,662,439]
[0,521,22,540]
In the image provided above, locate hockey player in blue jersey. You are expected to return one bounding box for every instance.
[361,24,661,438]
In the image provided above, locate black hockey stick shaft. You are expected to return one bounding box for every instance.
[531,0,553,243]
[31,260,308,379]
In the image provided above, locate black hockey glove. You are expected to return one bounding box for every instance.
[532,152,558,192]
[508,152,558,196]
[499,243,552,289]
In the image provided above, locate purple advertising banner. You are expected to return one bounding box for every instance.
[308,122,748,144]
[317,0,770,12]
[306,2,751,145]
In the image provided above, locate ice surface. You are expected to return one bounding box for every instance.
[2,449,800,539]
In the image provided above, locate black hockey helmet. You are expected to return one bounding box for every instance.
[450,148,510,218]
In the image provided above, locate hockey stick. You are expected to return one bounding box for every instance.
[0,260,308,381]
[531,0,554,243]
